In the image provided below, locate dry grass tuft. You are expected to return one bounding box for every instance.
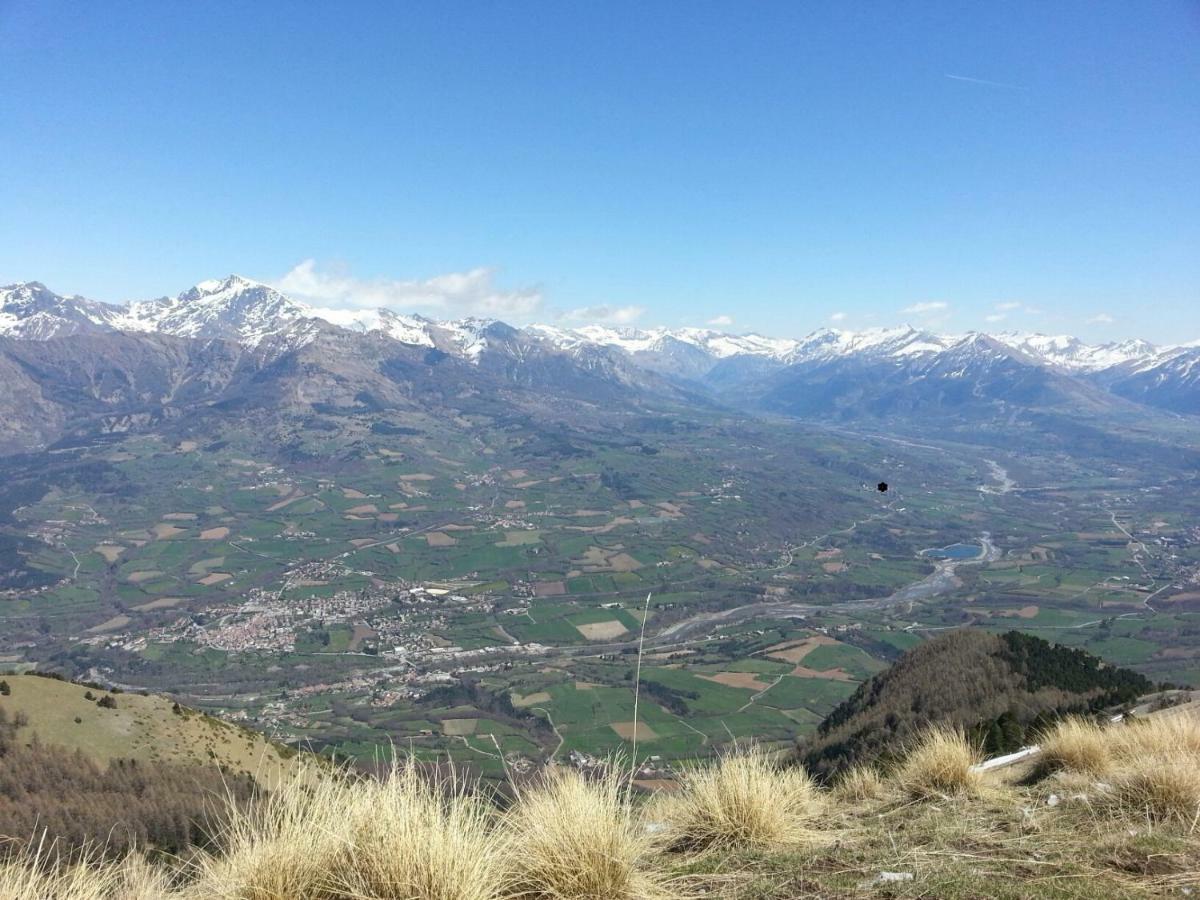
[1114,714,1200,760]
[831,763,886,802]
[656,746,823,853]
[1036,717,1113,776]
[501,766,672,900]
[190,768,347,898]
[896,725,985,800]
[332,763,502,900]
[1109,754,1200,826]
[192,760,503,900]
[0,842,171,900]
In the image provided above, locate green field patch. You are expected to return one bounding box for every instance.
[801,642,886,679]
[1083,635,1159,666]
[864,629,922,652]
[495,530,542,547]
[764,675,859,711]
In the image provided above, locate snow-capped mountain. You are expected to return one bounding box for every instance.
[1095,345,1200,415]
[0,277,523,360]
[0,276,312,347]
[0,282,126,340]
[115,275,313,344]
[2,276,1197,417]
[992,333,1159,372]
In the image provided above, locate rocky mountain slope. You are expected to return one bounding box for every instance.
[1,277,1197,458]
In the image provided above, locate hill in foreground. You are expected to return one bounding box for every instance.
[799,629,1156,779]
[0,673,297,778]
[0,673,307,858]
[2,713,1199,899]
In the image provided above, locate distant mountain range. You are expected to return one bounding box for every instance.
[1,275,1198,456]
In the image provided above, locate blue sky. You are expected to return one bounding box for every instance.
[1,1,1197,342]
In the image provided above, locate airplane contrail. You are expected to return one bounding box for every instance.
[944,73,1026,91]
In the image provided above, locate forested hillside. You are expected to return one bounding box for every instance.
[800,630,1155,779]
[0,705,258,858]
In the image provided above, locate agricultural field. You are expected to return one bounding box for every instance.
[2,404,1200,777]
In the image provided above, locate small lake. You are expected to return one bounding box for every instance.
[921,542,982,560]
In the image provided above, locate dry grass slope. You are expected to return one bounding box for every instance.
[1036,716,1113,776]
[656,745,823,853]
[502,766,671,900]
[3,718,1200,899]
[896,726,986,800]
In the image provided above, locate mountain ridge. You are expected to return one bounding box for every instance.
[2,277,1198,433]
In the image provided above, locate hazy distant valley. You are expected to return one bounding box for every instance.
[2,275,1199,774]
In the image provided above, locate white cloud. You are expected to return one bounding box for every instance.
[707,314,734,326]
[985,313,1007,323]
[565,304,645,325]
[829,312,847,323]
[1088,312,1115,325]
[996,301,1021,311]
[273,259,543,317]
[902,301,949,314]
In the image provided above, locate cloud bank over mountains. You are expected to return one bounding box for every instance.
[274,260,544,318]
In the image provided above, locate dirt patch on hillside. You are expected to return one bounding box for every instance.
[535,581,567,597]
[575,681,600,691]
[822,562,848,574]
[575,620,629,640]
[441,719,478,736]
[267,493,305,512]
[346,504,379,515]
[399,473,436,481]
[611,721,658,741]
[608,552,642,572]
[765,635,838,664]
[87,615,131,634]
[496,531,540,547]
[189,557,224,574]
[133,597,184,611]
[342,488,368,499]
[197,573,232,586]
[566,516,634,534]
[94,544,125,563]
[425,532,458,547]
[815,548,842,560]
[699,672,772,691]
[200,526,230,540]
[126,571,163,584]
[790,666,854,681]
[512,691,551,708]
[152,524,185,539]
[163,513,198,521]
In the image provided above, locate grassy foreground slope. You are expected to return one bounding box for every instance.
[3,717,1200,899]
[0,674,297,781]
